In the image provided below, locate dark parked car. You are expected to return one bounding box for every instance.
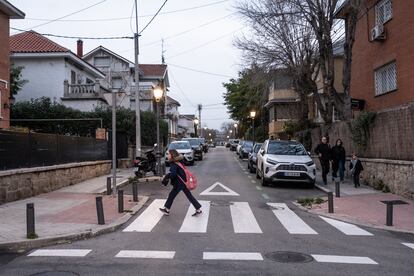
[239,140,254,159]
[247,143,262,173]
[229,139,239,151]
[182,138,203,160]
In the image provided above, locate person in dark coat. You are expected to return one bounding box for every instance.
[349,153,364,188]
[314,136,331,185]
[159,149,202,216]
[331,139,346,181]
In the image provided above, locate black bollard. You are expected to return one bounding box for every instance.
[118,189,124,213]
[96,196,105,225]
[106,177,112,195]
[335,178,340,198]
[132,182,138,202]
[386,203,393,226]
[328,192,334,213]
[26,203,36,238]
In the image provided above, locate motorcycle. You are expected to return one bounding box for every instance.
[133,147,157,178]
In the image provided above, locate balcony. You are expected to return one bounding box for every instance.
[63,80,109,100]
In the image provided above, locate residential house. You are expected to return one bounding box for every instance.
[0,0,24,129]
[178,114,196,138]
[10,31,107,112]
[166,96,180,142]
[336,0,414,113]
[82,46,170,113]
[264,69,300,138]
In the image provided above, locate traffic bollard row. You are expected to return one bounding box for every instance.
[26,203,36,238]
[118,189,124,213]
[96,196,105,225]
[328,192,334,213]
[132,182,138,202]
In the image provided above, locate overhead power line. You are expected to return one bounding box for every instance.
[169,69,196,107]
[10,27,133,40]
[139,0,169,35]
[23,0,230,22]
[28,0,109,30]
[168,63,233,79]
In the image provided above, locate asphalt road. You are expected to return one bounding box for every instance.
[1,146,413,276]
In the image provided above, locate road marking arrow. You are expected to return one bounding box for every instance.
[199,182,240,196]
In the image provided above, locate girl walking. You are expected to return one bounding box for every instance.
[159,149,202,216]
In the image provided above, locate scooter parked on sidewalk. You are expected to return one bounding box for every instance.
[133,147,157,178]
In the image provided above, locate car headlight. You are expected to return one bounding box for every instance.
[306,161,315,166]
[266,158,278,165]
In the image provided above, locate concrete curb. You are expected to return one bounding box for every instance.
[292,200,414,235]
[0,196,149,253]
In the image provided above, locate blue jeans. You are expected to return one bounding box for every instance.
[332,160,345,181]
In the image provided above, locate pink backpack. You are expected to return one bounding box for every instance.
[175,162,198,190]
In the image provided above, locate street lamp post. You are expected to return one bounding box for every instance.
[204,126,207,138]
[250,111,256,144]
[234,123,238,139]
[153,87,164,176]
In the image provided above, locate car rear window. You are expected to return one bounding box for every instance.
[169,142,191,150]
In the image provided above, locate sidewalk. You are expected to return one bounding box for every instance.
[308,171,414,234]
[0,169,157,252]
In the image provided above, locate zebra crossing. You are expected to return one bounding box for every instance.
[122,199,373,236]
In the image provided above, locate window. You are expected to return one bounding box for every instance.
[111,77,123,89]
[94,56,110,67]
[71,70,76,84]
[375,0,392,25]
[374,62,397,96]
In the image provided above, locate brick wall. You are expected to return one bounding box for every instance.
[0,161,111,204]
[350,0,414,111]
[0,12,10,129]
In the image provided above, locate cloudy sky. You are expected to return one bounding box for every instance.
[10,0,246,130]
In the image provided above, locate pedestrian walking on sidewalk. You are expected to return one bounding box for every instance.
[159,149,202,216]
[349,153,363,188]
[331,139,346,181]
[314,136,331,185]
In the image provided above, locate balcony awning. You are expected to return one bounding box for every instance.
[264,98,300,108]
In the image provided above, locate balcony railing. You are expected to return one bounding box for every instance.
[63,80,109,99]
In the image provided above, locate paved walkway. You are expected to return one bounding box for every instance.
[0,169,151,252]
[311,171,414,233]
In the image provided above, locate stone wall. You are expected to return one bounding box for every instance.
[0,161,111,204]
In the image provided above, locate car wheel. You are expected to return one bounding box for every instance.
[249,164,254,174]
[261,175,269,187]
[256,167,261,179]
[199,154,203,161]
[190,161,195,166]
[308,179,316,189]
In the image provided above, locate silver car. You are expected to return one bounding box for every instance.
[165,141,194,166]
[256,140,316,187]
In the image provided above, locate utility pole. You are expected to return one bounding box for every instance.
[161,39,166,64]
[197,104,202,138]
[134,0,142,158]
[111,90,117,196]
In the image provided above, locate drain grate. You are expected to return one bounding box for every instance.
[265,251,314,263]
[31,271,80,276]
[210,200,233,206]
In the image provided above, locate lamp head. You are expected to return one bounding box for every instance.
[250,111,256,118]
[153,87,163,102]
[194,118,199,125]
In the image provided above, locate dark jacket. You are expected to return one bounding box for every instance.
[314,143,331,161]
[349,159,363,175]
[162,161,186,186]
[331,145,346,162]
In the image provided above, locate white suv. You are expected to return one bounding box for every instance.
[256,140,316,187]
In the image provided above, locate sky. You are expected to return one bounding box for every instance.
[9,0,246,130]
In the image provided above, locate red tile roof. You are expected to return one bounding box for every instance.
[140,64,167,77]
[10,31,69,53]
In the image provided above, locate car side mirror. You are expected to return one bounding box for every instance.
[307,151,311,156]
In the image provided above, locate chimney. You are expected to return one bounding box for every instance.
[77,39,83,57]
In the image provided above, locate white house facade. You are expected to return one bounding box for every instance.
[166,96,180,142]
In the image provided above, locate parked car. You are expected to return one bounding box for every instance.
[182,138,203,160]
[256,140,316,187]
[239,140,254,159]
[165,141,194,166]
[225,142,230,148]
[229,139,239,151]
[236,140,244,157]
[247,143,262,173]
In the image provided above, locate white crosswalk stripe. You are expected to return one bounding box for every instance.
[123,199,166,232]
[115,250,175,259]
[267,203,318,234]
[28,249,91,257]
[179,201,210,233]
[312,254,378,265]
[319,216,373,236]
[230,202,262,233]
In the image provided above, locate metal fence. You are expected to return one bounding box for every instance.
[0,130,109,170]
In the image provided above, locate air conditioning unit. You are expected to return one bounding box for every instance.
[371,25,386,41]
